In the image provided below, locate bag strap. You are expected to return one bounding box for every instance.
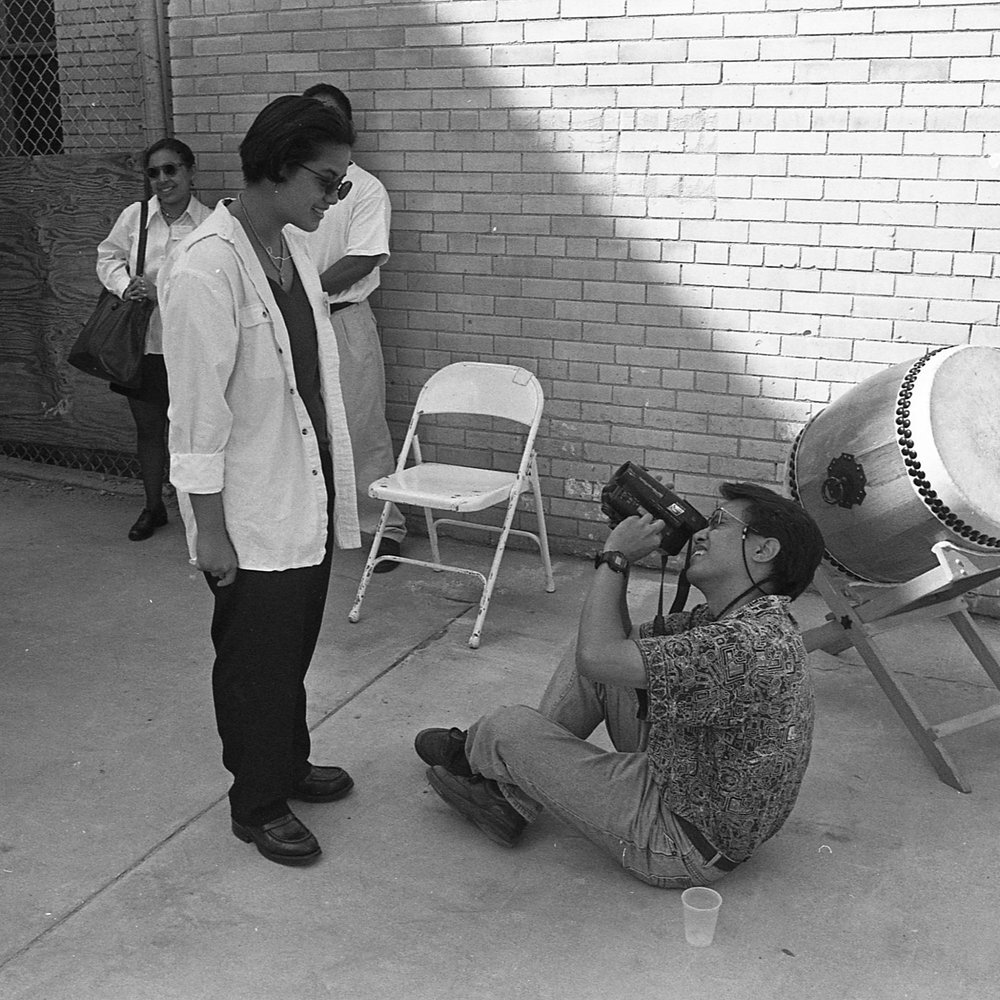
[134,199,150,276]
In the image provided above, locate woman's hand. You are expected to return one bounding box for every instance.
[605,512,666,563]
[196,530,238,587]
[123,276,154,302]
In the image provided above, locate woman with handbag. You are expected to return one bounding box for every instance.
[160,96,361,867]
[96,138,211,541]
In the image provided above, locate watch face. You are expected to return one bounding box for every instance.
[595,551,628,574]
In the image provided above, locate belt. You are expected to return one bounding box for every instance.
[328,301,356,314]
[675,815,740,872]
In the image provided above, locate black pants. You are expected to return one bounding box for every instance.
[205,447,334,825]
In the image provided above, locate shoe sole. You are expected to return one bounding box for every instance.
[231,821,322,866]
[289,776,355,803]
[426,767,521,848]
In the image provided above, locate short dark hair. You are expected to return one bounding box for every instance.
[143,137,195,170]
[301,83,353,121]
[720,482,825,600]
[239,95,356,185]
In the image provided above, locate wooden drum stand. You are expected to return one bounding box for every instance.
[804,541,1000,793]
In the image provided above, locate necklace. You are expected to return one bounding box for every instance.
[159,200,184,224]
[238,194,292,280]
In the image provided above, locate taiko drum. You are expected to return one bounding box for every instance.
[787,345,1000,583]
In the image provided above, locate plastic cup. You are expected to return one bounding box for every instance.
[681,886,722,946]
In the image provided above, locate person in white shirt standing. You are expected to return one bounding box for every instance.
[300,83,406,572]
[161,96,362,867]
[96,138,211,541]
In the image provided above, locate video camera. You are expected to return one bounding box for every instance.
[600,461,708,556]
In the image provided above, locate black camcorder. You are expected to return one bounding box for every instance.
[600,461,708,556]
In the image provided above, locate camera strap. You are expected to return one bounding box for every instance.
[637,539,696,720]
[652,537,694,635]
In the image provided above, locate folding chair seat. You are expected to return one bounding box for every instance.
[348,362,555,648]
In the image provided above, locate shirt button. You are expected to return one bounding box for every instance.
[312,469,319,476]
[302,428,308,435]
[290,388,295,394]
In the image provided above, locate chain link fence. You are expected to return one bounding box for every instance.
[0,439,142,478]
[1,0,149,479]
[1,0,146,156]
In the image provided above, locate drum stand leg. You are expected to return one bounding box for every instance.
[805,547,1000,794]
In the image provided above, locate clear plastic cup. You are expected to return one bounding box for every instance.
[681,886,722,946]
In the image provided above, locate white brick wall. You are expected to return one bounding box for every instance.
[167,0,1000,555]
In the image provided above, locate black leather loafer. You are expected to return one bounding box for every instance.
[373,538,401,573]
[128,504,168,541]
[231,812,321,866]
[290,765,355,803]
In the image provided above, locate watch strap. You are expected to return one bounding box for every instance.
[594,550,630,577]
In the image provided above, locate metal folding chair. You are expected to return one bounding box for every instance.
[348,362,555,648]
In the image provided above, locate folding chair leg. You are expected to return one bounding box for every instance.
[529,456,555,593]
[424,506,441,565]
[467,491,523,649]
[348,502,393,624]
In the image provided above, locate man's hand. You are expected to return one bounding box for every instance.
[605,512,666,563]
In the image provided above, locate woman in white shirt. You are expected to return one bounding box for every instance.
[161,96,361,868]
[96,138,211,541]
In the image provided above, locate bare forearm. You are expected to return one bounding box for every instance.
[575,513,666,686]
[576,568,646,687]
[579,567,630,645]
[319,254,379,296]
[189,492,227,535]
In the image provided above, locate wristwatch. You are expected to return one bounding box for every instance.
[594,550,630,578]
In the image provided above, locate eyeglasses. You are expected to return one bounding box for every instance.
[295,163,352,201]
[146,163,183,179]
[707,507,755,533]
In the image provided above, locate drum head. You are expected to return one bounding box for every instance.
[911,346,1000,535]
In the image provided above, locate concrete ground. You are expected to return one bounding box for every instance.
[1,456,998,1000]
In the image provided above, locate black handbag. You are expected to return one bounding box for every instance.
[68,199,154,390]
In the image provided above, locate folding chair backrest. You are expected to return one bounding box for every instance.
[416,363,543,429]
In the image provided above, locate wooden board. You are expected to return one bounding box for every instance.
[0,154,145,452]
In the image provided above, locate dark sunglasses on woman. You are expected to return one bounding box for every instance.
[146,163,182,179]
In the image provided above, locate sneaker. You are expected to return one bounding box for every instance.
[426,766,526,848]
[414,727,473,777]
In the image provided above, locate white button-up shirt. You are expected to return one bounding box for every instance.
[160,202,361,571]
[96,195,212,353]
[303,162,390,305]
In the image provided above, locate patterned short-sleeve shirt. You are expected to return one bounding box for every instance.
[634,594,814,863]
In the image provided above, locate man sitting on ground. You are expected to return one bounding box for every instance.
[415,482,825,888]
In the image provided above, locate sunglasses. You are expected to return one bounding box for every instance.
[707,507,754,532]
[296,163,352,201]
[146,163,184,179]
